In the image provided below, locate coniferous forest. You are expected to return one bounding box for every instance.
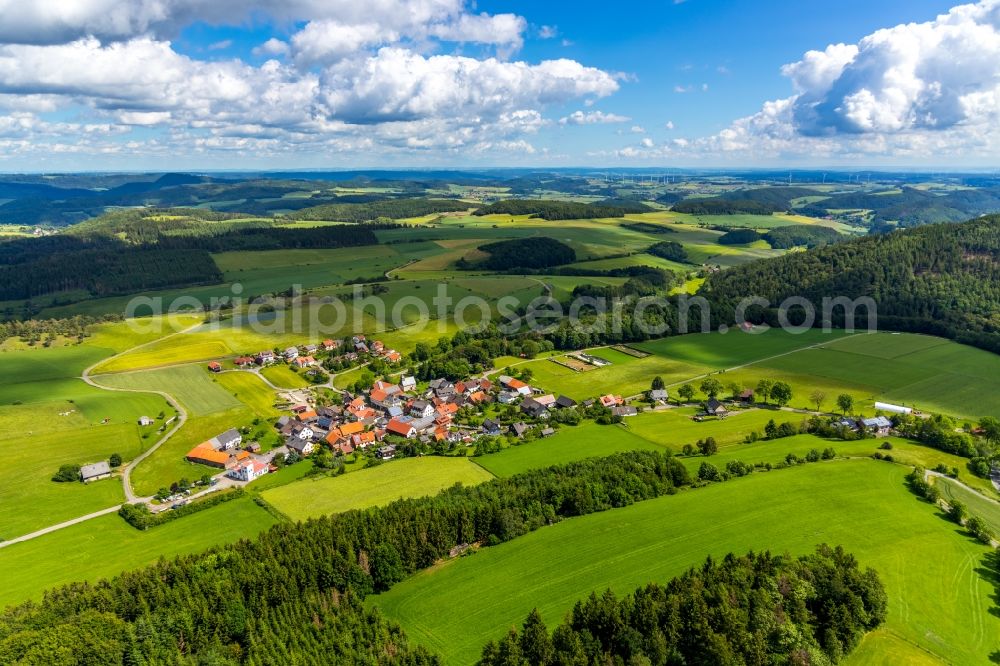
[702,214,1000,352]
[478,546,887,665]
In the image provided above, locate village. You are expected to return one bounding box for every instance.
[158,334,912,505]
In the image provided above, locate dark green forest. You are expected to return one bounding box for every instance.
[800,187,1000,227]
[471,237,577,271]
[0,225,382,300]
[701,214,1000,352]
[646,240,689,263]
[288,198,474,222]
[0,452,690,664]
[672,198,782,215]
[717,225,842,249]
[473,199,652,219]
[478,545,887,666]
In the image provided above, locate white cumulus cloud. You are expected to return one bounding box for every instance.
[559,110,629,125]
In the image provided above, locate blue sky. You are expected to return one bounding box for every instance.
[0,0,996,169]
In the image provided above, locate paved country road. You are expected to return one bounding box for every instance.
[0,506,120,549]
[0,323,201,547]
[81,323,200,504]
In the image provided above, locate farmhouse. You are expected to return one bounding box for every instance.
[703,399,729,418]
[80,461,111,482]
[738,389,755,404]
[410,399,434,419]
[284,347,298,360]
[322,339,340,351]
[520,397,549,419]
[482,418,502,436]
[286,438,315,456]
[612,405,638,418]
[234,356,254,367]
[648,389,668,403]
[227,459,269,483]
[387,418,417,439]
[138,415,154,426]
[511,422,531,438]
[207,361,222,373]
[861,416,893,437]
[208,428,242,450]
[599,394,623,408]
[256,350,275,365]
[376,445,396,460]
[186,443,250,469]
[555,395,577,409]
[293,355,316,368]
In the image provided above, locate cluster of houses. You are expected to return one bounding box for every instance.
[210,335,403,374]
[271,372,625,459]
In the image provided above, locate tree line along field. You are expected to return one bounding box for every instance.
[0,495,278,609]
[371,460,998,666]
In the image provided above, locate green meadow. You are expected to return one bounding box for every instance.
[934,476,1000,532]
[372,460,998,665]
[472,422,663,477]
[94,365,241,416]
[719,332,1000,418]
[0,496,278,609]
[261,457,495,521]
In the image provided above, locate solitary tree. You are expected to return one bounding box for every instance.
[809,390,827,412]
[770,381,793,407]
[947,499,967,525]
[677,383,695,404]
[698,437,718,456]
[700,377,724,399]
[837,393,854,415]
[756,379,774,405]
[109,452,122,468]
[651,376,665,391]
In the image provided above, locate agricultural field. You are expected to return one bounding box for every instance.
[372,460,998,665]
[94,365,241,416]
[519,328,847,400]
[473,422,663,477]
[0,496,278,608]
[259,364,311,389]
[728,332,1000,418]
[261,457,494,521]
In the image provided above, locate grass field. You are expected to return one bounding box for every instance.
[129,406,252,496]
[473,422,663,477]
[94,365,241,416]
[518,328,847,400]
[0,496,278,608]
[214,371,282,418]
[731,332,1000,418]
[933,476,1000,533]
[259,364,311,389]
[261,457,495,521]
[372,460,998,665]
